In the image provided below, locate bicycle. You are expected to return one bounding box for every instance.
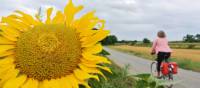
[150,58,178,88]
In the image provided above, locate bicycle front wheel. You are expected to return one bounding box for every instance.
[150,61,157,77]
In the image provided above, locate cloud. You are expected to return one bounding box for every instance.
[0,0,199,41]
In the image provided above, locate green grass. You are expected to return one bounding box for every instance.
[87,63,135,88]
[86,63,168,88]
[170,59,200,72]
[109,46,200,72]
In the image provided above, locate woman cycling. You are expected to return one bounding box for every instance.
[151,30,172,77]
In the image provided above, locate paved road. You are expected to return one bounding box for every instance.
[105,47,200,88]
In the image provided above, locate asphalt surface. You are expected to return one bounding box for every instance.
[105,47,200,88]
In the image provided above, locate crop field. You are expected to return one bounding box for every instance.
[169,43,200,49]
[109,45,200,72]
[111,45,200,61]
[132,43,200,49]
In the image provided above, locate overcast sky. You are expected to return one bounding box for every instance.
[0,0,200,41]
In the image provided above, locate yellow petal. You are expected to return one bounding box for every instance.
[81,30,110,47]
[52,11,65,24]
[66,75,79,88]
[64,0,83,26]
[78,81,91,88]
[3,75,26,88]
[59,77,72,88]
[76,11,99,30]
[0,63,13,76]
[83,43,103,54]
[79,64,107,80]
[1,17,30,31]
[80,62,112,73]
[78,29,98,37]
[82,53,111,64]
[0,25,20,37]
[0,51,13,57]
[0,45,15,53]
[21,79,38,88]
[0,56,14,66]
[15,10,40,25]
[0,36,15,44]
[39,79,60,88]
[0,68,19,87]
[7,14,32,27]
[6,15,18,19]
[45,8,53,24]
[74,69,99,81]
[50,79,62,88]
[97,66,112,73]
[38,80,48,88]
[81,61,98,67]
[0,32,17,41]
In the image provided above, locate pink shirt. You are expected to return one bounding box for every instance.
[152,37,172,54]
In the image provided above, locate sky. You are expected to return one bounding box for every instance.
[0,0,200,41]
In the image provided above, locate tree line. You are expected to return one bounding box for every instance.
[101,35,151,45]
[102,33,200,45]
[183,34,200,43]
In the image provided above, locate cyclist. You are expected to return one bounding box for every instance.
[151,30,172,78]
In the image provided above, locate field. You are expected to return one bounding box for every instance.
[109,45,200,72]
[132,43,200,49]
[169,43,200,49]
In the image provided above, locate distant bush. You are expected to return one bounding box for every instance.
[143,38,151,44]
[102,35,118,45]
[130,40,138,45]
[187,44,196,49]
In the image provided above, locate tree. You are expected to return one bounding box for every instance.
[183,34,196,43]
[101,35,118,45]
[195,34,200,42]
[131,40,138,45]
[143,38,150,44]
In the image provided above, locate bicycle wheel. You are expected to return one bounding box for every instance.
[150,61,157,77]
[167,69,174,88]
[168,72,173,80]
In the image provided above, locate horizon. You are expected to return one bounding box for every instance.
[112,33,199,41]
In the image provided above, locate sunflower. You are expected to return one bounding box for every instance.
[0,0,111,88]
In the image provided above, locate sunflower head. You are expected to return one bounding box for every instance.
[0,0,111,88]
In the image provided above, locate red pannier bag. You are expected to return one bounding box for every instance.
[161,62,178,75]
[161,62,169,75]
[170,62,178,74]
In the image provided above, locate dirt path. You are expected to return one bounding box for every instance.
[105,47,200,88]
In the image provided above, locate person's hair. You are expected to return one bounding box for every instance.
[157,30,166,38]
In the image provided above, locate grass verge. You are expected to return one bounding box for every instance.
[86,49,173,88]
[87,63,135,88]
[85,49,135,88]
[87,62,168,88]
[109,46,200,72]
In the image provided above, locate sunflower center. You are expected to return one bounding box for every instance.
[15,24,82,81]
[37,33,60,53]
